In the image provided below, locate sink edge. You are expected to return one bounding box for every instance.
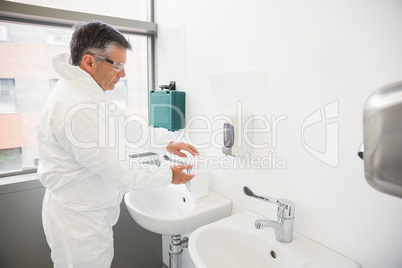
[124,188,233,235]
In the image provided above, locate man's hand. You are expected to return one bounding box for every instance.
[171,164,195,184]
[167,141,199,157]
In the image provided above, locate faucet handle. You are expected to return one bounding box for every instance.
[277,199,295,219]
[243,186,279,204]
[243,186,295,219]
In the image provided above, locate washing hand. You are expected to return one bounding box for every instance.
[171,164,195,184]
[166,142,199,184]
[166,141,199,157]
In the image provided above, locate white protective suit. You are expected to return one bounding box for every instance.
[37,53,172,268]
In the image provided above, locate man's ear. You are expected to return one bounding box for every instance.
[80,54,96,73]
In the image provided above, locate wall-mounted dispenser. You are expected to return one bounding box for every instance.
[222,123,235,156]
[360,80,402,198]
[149,81,185,132]
[221,104,254,157]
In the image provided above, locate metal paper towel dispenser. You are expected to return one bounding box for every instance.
[361,80,402,198]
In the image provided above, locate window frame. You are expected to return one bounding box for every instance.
[0,0,157,177]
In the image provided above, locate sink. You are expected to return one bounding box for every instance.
[189,211,360,268]
[124,184,232,235]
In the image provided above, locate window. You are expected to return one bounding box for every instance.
[0,0,156,176]
[0,148,22,172]
[0,22,61,173]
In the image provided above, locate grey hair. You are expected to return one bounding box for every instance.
[70,20,132,66]
[84,43,116,63]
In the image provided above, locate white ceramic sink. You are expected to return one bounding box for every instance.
[124,184,232,235]
[189,211,361,268]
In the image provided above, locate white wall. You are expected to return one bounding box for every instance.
[155,1,402,267]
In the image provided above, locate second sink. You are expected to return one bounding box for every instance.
[189,210,361,268]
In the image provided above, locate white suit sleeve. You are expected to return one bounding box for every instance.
[62,103,172,193]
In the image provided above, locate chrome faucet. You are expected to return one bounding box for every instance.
[243,186,295,243]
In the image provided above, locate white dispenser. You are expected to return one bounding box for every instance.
[188,160,209,199]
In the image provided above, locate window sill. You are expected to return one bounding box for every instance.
[0,172,38,187]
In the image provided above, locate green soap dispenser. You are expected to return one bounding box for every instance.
[149,81,185,131]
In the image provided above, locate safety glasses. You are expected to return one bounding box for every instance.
[105,58,126,72]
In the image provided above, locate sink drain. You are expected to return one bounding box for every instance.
[182,197,186,203]
[270,250,277,259]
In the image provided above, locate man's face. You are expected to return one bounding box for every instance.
[92,45,127,91]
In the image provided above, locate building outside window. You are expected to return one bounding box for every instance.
[0,78,17,113]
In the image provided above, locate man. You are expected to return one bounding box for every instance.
[37,21,198,267]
